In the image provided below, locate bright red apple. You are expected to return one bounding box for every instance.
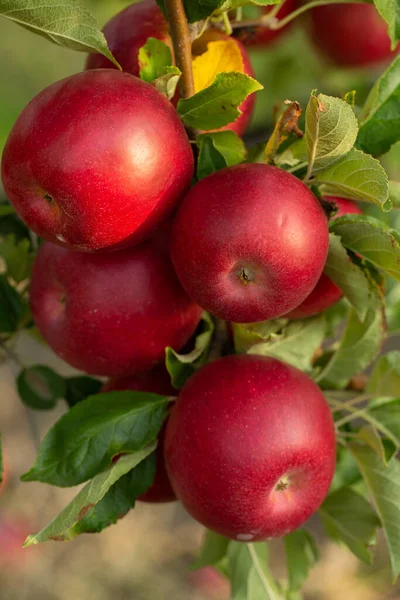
[86,1,255,136]
[310,4,400,67]
[236,0,298,48]
[165,354,336,540]
[286,197,362,319]
[103,366,176,503]
[1,70,193,252]
[30,241,202,377]
[171,164,329,323]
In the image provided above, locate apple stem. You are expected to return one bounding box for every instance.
[164,0,194,99]
[230,0,365,31]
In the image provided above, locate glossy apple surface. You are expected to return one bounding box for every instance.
[1,70,193,252]
[310,4,400,67]
[171,164,329,323]
[286,197,362,319]
[103,366,176,503]
[30,241,202,376]
[165,354,336,540]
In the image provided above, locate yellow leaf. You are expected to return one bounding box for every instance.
[192,40,244,93]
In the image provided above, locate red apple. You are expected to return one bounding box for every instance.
[310,4,400,67]
[103,366,176,503]
[188,567,230,599]
[236,0,298,48]
[30,241,202,377]
[86,1,255,136]
[1,70,193,252]
[165,354,336,540]
[286,197,362,319]
[171,164,329,323]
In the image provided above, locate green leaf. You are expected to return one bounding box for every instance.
[196,131,246,179]
[324,233,371,321]
[17,365,66,411]
[69,453,156,536]
[357,55,400,156]
[177,72,263,130]
[305,92,358,174]
[228,542,282,600]
[166,312,214,388]
[232,320,287,354]
[152,66,181,100]
[369,398,400,448]
[0,235,34,283]
[316,292,385,389]
[284,530,318,592]
[23,445,155,546]
[330,214,400,280]
[22,391,169,486]
[65,376,102,407]
[314,149,390,211]
[193,530,230,570]
[319,487,380,563]
[0,204,15,217]
[247,316,326,372]
[0,275,27,333]
[350,444,400,581]
[157,0,226,23]
[138,37,173,83]
[0,0,120,67]
[368,352,400,396]
[275,138,307,170]
[344,90,356,108]
[373,0,400,49]
[390,180,400,208]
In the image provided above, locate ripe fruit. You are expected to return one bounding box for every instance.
[188,567,230,599]
[103,366,176,503]
[171,164,329,323]
[165,354,336,540]
[1,70,193,252]
[286,197,362,319]
[236,0,298,48]
[30,241,202,377]
[86,1,255,136]
[310,4,400,67]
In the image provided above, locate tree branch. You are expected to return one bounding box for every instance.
[164,0,194,98]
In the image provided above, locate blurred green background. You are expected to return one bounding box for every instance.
[0,2,400,599]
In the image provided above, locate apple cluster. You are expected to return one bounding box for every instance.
[0,0,391,542]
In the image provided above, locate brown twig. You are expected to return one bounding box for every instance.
[164,0,194,99]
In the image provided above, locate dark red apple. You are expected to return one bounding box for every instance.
[165,354,336,540]
[86,1,255,136]
[1,70,193,252]
[310,4,400,67]
[30,241,202,377]
[171,164,329,323]
[103,366,176,503]
[286,197,362,319]
[236,0,298,48]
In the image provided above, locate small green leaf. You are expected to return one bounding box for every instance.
[0,235,34,283]
[166,312,214,388]
[152,66,181,100]
[319,487,380,563]
[275,137,307,170]
[357,55,400,156]
[390,181,400,208]
[23,446,155,546]
[284,530,318,592]
[350,444,400,581]
[232,320,287,354]
[316,291,385,389]
[69,453,156,536]
[324,233,371,321]
[177,72,263,130]
[305,92,358,174]
[373,0,400,49]
[0,0,120,67]
[193,530,230,570]
[344,90,356,108]
[196,131,246,179]
[64,376,102,407]
[358,425,387,463]
[369,398,400,447]
[228,542,282,600]
[17,366,66,410]
[22,391,169,486]
[330,214,400,280]
[247,316,326,372]
[314,149,390,211]
[368,352,400,396]
[0,275,27,333]
[138,37,173,83]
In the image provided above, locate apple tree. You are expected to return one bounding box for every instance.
[0,0,400,597]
